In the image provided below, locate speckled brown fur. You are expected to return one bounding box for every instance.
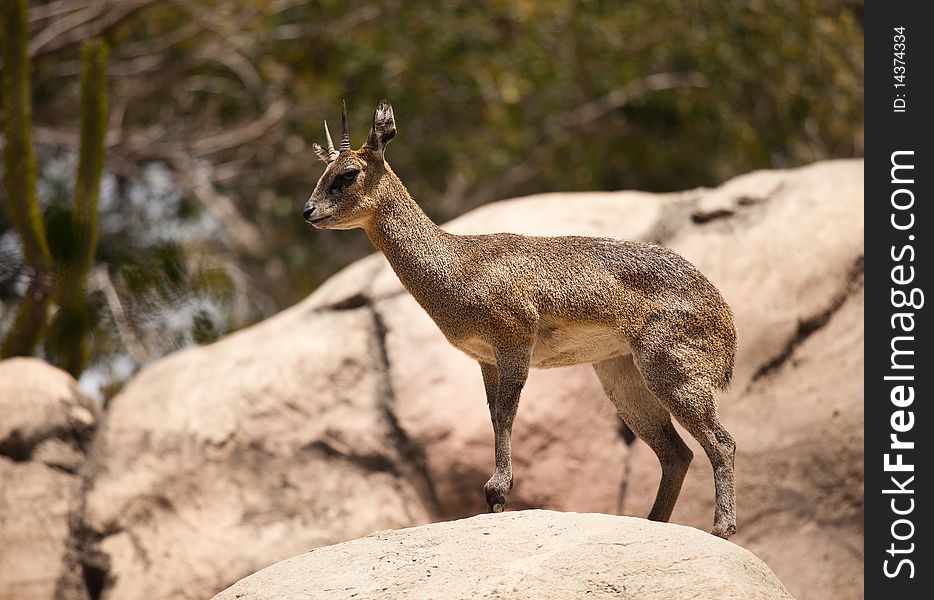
[303,101,738,538]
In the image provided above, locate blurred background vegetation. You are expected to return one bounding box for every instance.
[1,0,863,399]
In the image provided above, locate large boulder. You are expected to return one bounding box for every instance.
[213,510,793,600]
[0,358,98,600]
[80,307,432,600]
[69,159,861,600]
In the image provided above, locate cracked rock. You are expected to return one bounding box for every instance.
[75,306,431,600]
[0,358,99,600]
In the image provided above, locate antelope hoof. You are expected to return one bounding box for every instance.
[485,493,507,514]
[711,522,737,539]
[484,478,508,513]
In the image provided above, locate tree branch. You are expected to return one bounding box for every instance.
[173,159,266,254]
[89,267,151,365]
[29,0,159,58]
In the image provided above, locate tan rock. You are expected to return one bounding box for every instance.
[0,358,96,456]
[213,510,794,600]
[82,307,432,600]
[672,160,864,390]
[0,358,98,600]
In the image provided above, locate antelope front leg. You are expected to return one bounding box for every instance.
[480,352,529,513]
[479,362,508,512]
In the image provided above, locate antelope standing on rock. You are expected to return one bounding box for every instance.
[303,100,738,539]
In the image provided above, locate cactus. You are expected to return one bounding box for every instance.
[1,0,53,358]
[48,39,109,375]
[2,0,110,375]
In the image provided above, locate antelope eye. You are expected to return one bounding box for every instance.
[338,169,360,182]
[329,168,360,195]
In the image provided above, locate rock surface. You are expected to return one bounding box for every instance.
[213,510,794,600]
[81,307,432,600]
[0,159,861,599]
[0,358,98,600]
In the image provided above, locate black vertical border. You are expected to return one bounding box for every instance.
[865,3,931,598]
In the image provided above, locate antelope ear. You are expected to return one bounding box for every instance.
[312,143,330,163]
[365,100,396,156]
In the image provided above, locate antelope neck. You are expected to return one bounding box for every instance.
[365,189,461,293]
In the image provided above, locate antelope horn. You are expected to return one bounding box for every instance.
[340,99,350,151]
[323,120,339,161]
[324,121,335,152]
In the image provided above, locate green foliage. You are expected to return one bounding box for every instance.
[192,309,220,345]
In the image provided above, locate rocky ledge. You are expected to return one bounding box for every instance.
[214,510,794,600]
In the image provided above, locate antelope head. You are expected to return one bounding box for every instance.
[303,100,397,230]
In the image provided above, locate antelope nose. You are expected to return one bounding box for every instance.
[302,201,316,222]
